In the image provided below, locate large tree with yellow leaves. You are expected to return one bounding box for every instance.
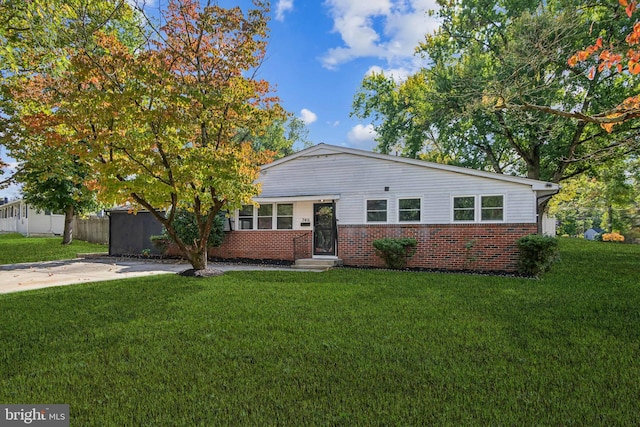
[6,0,284,270]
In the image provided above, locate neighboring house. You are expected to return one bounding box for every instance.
[205,144,560,273]
[584,227,604,240]
[0,199,65,236]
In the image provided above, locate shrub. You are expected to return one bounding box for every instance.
[158,209,225,251]
[373,237,418,269]
[623,230,640,244]
[516,234,559,277]
[602,232,625,243]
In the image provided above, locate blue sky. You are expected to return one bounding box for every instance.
[260,0,439,149]
[0,0,441,199]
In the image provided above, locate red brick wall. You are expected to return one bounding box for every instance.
[338,223,537,272]
[207,230,312,261]
[167,224,535,272]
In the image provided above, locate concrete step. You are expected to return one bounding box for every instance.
[292,258,343,270]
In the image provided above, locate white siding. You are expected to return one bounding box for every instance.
[294,201,314,230]
[0,201,64,236]
[258,152,538,224]
[424,193,451,223]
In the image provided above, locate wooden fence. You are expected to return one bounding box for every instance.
[73,215,109,244]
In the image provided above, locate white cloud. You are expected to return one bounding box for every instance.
[365,65,411,83]
[347,124,378,149]
[299,108,318,125]
[320,0,440,70]
[275,0,294,21]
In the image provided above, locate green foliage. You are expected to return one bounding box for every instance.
[549,157,640,235]
[242,116,312,159]
[352,0,640,184]
[1,0,284,270]
[1,239,640,425]
[18,148,97,215]
[372,237,417,269]
[160,209,224,248]
[517,234,560,277]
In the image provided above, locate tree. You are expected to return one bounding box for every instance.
[352,0,640,231]
[238,116,312,159]
[566,0,640,130]
[549,156,640,235]
[0,0,138,239]
[17,145,97,244]
[10,0,283,271]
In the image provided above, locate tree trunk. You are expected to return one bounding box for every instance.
[62,205,74,245]
[186,246,208,270]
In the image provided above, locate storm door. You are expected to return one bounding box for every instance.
[313,202,336,256]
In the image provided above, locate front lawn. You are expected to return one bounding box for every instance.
[0,233,107,264]
[0,239,638,425]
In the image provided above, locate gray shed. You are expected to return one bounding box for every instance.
[108,209,164,256]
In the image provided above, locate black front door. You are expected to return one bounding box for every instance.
[313,202,336,256]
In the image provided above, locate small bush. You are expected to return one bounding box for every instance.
[373,237,418,269]
[517,234,559,277]
[159,209,225,250]
[623,230,640,244]
[602,232,625,243]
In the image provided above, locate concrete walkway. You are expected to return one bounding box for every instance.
[0,258,302,294]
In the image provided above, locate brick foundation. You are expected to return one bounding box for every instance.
[338,223,537,272]
[207,230,312,261]
[167,224,536,273]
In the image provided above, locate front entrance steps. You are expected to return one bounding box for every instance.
[292,258,343,271]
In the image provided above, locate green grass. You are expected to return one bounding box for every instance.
[1,238,639,425]
[0,233,107,264]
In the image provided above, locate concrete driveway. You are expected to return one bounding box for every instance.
[0,258,298,294]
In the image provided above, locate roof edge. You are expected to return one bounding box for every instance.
[263,143,560,190]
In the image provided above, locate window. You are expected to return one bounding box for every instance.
[238,203,295,230]
[238,205,254,229]
[258,204,273,229]
[367,199,387,222]
[277,204,293,229]
[481,195,504,221]
[453,196,475,221]
[399,198,421,222]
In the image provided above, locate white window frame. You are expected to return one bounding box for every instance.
[452,195,476,223]
[276,203,294,230]
[366,199,389,223]
[257,203,274,229]
[238,204,255,230]
[480,195,505,222]
[451,195,506,223]
[237,203,296,230]
[398,197,421,223]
